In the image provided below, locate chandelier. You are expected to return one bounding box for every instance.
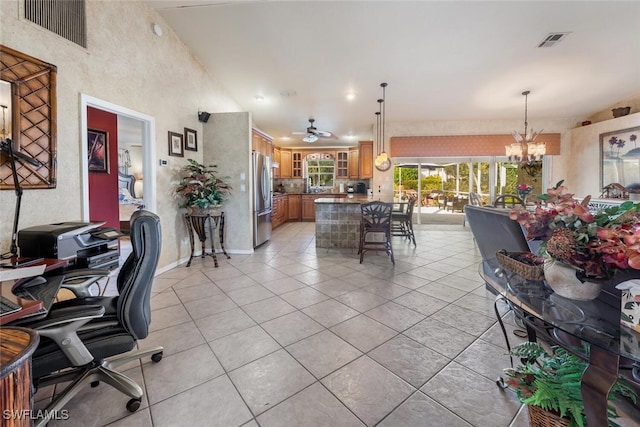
[374,82,391,171]
[506,90,546,163]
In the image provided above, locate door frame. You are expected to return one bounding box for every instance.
[80,94,156,221]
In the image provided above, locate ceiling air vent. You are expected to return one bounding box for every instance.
[24,0,87,48]
[538,32,570,48]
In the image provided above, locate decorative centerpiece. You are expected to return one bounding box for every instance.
[509,181,640,300]
[516,183,533,202]
[503,342,637,427]
[175,159,232,215]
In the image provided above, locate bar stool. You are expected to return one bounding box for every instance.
[392,195,416,246]
[358,201,394,264]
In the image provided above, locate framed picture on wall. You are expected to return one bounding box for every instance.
[168,131,184,157]
[600,126,640,189]
[88,128,109,173]
[184,128,198,151]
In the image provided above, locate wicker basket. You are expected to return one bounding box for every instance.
[496,250,544,281]
[527,405,571,427]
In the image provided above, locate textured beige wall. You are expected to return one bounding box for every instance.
[0,0,241,271]
[205,112,253,252]
[565,112,640,197]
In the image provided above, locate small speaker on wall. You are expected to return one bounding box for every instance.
[198,111,211,123]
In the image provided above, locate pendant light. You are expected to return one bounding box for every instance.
[375,82,391,171]
[505,90,546,163]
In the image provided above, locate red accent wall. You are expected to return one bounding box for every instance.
[87,107,119,229]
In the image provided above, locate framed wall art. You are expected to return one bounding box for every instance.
[88,128,109,173]
[184,127,198,151]
[168,131,184,157]
[600,126,640,189]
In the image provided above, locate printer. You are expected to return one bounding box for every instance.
[18,221,120,269]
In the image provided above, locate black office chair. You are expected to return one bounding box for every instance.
[358,201,395,264]
[25,210,163,426]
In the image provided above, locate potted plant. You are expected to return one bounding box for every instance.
[509,181,640,299]
[175,159,232,214]
[503,342,637,427]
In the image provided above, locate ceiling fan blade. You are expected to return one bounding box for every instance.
[292,131,307,135]
[315,130,333,138]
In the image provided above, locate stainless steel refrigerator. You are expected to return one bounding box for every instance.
[252,152,272,247]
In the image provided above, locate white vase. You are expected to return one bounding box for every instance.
[543,258,602,301]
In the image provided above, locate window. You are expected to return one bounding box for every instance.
[307,158,335,189]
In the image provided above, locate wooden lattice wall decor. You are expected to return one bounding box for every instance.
[0,45,57,190]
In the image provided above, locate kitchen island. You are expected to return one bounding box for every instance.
[315,196,393,248]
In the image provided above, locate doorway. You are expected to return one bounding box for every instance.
[80,94,157,223]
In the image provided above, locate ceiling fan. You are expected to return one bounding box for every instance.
[293,118,335,143]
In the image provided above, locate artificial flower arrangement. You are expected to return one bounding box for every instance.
[503,342,637,427]
[175,159,232,209]
[509,180,640,280]
[516,183,534,202]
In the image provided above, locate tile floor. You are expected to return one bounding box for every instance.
[35,222,639,426]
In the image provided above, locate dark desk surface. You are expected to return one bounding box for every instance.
[0,258,68,325]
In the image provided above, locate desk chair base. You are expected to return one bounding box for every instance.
[34,345,163,427]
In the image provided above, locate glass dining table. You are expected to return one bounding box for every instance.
[481,258,640,426]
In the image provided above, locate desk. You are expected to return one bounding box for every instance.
[481,259,640,426]
[0,327,39,427]
[0,258,69,325]
[184,212,230,268]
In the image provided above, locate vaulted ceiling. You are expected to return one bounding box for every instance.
[146,1,640,148]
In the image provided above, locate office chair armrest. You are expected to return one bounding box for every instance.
[26,305,106,329]
[61,268,112,297]
[29,305,106,367]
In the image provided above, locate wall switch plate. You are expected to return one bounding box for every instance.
[159,159,168,166]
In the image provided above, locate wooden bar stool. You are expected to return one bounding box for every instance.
[358,201,395,264]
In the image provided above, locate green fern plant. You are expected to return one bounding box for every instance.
[503,342,637,427]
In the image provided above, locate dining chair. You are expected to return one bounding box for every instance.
[358,201,395,264]
[392,195,416,246]
[493,194,525,208]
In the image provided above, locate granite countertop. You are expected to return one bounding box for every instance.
[273,192,351,196]
[315,196,394,204]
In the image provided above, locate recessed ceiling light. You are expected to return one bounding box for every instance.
[280,136,291,141]
[346,92,356,101]
[280,90,297,97]
[255,95,264,102]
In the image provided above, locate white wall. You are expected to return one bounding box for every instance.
[0,0,242,270]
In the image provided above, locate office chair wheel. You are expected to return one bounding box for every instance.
[127,398,141,412]
[496,377,507,389]
[91,381,100,387]
[151,351,163,363]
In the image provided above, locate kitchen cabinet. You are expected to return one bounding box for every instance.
[272,194,288,229]
[301,195,319,221]
[348,147,359,179]
[288,195,301,221]
[280,149,292,178]
[336,151,348,178]
[292,152,303,178]
[273,146,281,179]
[252,129,272,156]
[358,141,373,178]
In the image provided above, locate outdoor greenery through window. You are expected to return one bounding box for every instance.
[307,159,335,189]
